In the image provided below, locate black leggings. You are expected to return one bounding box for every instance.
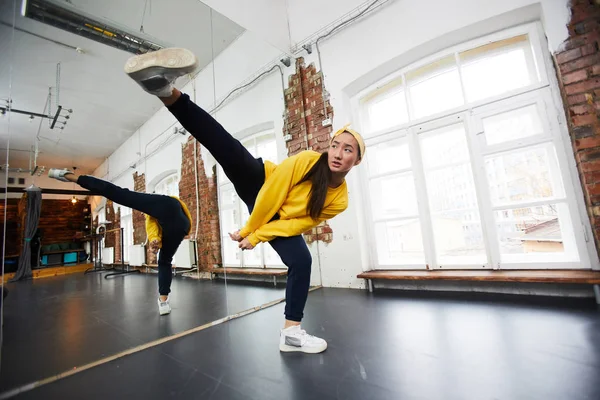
[77,176,191,296]
[168,93,312,322]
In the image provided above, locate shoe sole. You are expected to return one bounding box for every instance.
[159,309,171,316]
[124,48,198,79]
[279,343,327,354]
[48,169,71,182]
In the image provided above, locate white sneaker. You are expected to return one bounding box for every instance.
[48,168,73,182]
[158,297,171,315]
[279,325,327,354]
[124,48,199,97]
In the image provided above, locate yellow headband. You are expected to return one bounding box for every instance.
[331,124,366,158]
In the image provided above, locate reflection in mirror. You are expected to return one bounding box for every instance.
[0,0,307,394]
[0,0,17,383]
[0,0,338,394]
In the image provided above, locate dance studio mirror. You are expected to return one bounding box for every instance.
[0,0,323,394]
[0,0,16,383]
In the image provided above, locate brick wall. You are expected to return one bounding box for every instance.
[556,0,600,253]
[0,199,20,256]
[131,172,156,264]
[179,136,221,271]
[103,200,122,263]
[38,200,87,246]
[284,57,334,244]
[132,172,147,246]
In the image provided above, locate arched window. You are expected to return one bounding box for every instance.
[154,173,179,197]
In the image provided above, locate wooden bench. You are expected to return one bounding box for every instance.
[357,269,600,304]
[211,267,288,286]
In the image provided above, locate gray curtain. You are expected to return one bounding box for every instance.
[11,187,42,282]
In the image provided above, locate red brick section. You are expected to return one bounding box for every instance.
[284,57,334,244]
[131,172,155,264]
[37,200,87,246]
[0,199,20,256]
[179,136,221,271]
[102,201,122,263]
[556,0,600,253]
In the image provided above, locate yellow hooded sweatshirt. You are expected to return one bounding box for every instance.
[239,150,348,246]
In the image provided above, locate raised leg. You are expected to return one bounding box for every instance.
[166,91,266,208]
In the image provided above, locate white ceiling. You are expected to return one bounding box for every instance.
[0,0,245,172]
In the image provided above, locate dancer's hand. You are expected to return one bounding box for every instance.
[229,230,242,242]
[149,239,161,254]
[238,238,254,250]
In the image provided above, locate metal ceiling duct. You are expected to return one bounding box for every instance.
[21,0,165,54]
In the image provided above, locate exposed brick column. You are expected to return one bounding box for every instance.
[102,200,122,263]
[179,136,222,271]
[0,199,20,257]
[555,0,600,254]
[113,206,122,263]
[284,57,335,244]
[131,172,155,264]
[103,200,116,249]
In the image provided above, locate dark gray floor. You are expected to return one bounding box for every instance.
[8,288,600,400]
[0,272,285,392]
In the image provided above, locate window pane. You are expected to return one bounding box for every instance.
[461,35,536,103]
[239,205,262,267]
[256,135,278,163]
[482,104,544,146]
[495,203,579,263]
[264,244,284,266]
[420,123,486,265]
[219,184,237,208]
[485,145,564,206]
[366,139,411,176]
[368,90,409,133]
[431,210,486,265]
[407,56,464,119]
[370,173,418,219]
[243,245,263,266]
[220,210,236,235]
[374,219,425,265]
[426,164,479,213]
[420,124,470,169]
[242,137,257,158]
[222,236,240,265]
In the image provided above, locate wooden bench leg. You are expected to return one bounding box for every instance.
[594,285,600,305]
[367,279,373,293]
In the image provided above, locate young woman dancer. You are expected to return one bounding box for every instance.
[123,48,365,354]
[48,171,192,316]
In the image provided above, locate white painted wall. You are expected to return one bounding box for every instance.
[199,0,292,54]
[286,0,367,47]
[91,0,574,290]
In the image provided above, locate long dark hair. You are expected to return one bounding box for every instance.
[300,152,331,220]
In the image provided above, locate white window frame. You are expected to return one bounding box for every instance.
[217,130,285,269]
[154,173,180,197]
[352,22,595,271]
